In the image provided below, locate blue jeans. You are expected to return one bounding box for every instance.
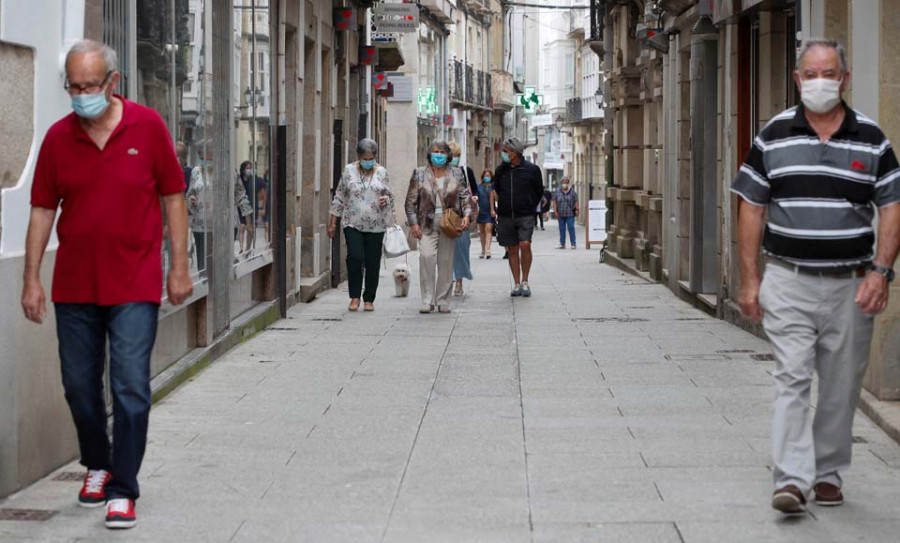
[559,215,576,246]
[55,303,159,501]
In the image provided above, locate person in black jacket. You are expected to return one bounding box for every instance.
[490,137,544,297]
[538,188,552,230]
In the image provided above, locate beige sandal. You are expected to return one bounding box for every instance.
[364,302,375,312]
[348,299,361,311]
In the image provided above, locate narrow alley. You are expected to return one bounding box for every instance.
[4,229,900,542]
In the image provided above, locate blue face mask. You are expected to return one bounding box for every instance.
[360,159,376,171]
[71,91,110,119]
[483,177,492,183]
[450,157,460,167]
[430,153,448,167]
[501,152,511,164]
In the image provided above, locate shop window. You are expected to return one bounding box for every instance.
[232,0,272,275]
[134,0,210,291]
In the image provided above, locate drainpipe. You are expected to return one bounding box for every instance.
[688,15,719,294]
[277,0,286,127]
[603,3,613,233]
[275,0,287,316]
[487,14,493,165]
[443,30,450,140]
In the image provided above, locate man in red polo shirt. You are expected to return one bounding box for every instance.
[21,40,192,530]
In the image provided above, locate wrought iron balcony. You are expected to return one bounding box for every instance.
[589,0,604,42]
[566,98,583,123]
[449,59,493,110]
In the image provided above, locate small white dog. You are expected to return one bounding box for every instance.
[392,262,410,298]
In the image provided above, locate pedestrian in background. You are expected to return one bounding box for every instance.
[237,160,258,252]
[449,142,475,296]
[492,137,544,297]
[328,138,393,312]
[21,40,193,530]
[535,191,547,230]
[476,169,496,259]
[733,39,900,516]
[406,141,473,313]
[540,187,552,230]
[552,176,579,249]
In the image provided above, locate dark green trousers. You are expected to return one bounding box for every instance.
[344,227,385,303]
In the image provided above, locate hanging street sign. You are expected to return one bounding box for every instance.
[373,3,419,33]
[417,86,438,116]
[516,85,543,112]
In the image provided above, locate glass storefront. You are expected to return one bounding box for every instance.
[127,0,272,303]
[232,0,272,272]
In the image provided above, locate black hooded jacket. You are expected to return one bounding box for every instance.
[493,159,544,219]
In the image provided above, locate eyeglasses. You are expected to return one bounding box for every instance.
[64,71,113,95]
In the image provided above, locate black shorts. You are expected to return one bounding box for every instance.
[496,215,536,247]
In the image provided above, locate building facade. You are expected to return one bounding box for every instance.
[0,0,375,498]
[565,9,606,225]
[448,0,509,176]
[592,0,900,402]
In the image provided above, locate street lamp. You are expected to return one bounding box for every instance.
[244,86,264,108]
[593,84,603,108]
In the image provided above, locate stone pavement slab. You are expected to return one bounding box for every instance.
[4,225,900,542]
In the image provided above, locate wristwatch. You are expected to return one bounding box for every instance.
[868,264,895,282]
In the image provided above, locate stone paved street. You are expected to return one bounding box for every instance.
[4,225,900,542]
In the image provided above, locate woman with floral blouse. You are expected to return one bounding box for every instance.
[328,139,394,312]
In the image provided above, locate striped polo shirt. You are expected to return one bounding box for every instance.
[730,103,900,272]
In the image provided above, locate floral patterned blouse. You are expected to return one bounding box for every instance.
[330,162,395,233]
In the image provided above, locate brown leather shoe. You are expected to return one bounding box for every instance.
[772,485,807,515]
[813,482,843,506]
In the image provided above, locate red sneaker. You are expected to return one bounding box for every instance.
[78,469,111,508]
[105,498,137,529]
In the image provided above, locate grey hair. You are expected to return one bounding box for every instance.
[561,176,571,183]
[502,137,525,155]
[428,140,452,156]
[797,39,847,74]
[66,39,118,73]
[356,138,378,156]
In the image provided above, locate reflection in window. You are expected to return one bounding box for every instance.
[233,0,272,265]
[136,0,210,284]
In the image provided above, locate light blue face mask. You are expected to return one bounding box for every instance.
[501,152,511,163]
[450,157,460,167]
[71,91,110,119]
[430,153,448,167]
[360,159,376,171]
[483,177,492,183]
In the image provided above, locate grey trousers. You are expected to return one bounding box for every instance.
[419,229,455,308]
[759,262,874,493]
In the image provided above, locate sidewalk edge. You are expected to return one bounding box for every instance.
[150,301,281,403]
[859,389,900,446]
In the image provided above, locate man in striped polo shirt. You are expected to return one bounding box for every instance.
[733,39,900,515]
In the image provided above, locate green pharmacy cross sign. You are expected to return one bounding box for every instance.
[516,86,543,112]
[418,86,438,116]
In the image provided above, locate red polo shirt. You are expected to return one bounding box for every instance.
[31,97,186,305]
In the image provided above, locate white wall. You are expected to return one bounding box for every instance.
[0,0,84,255]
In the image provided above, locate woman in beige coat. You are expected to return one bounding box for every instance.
[405,141,474,313]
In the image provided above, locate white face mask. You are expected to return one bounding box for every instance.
[800,77,842,114]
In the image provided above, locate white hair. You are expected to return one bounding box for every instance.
[798,39,847,74]
[66,39,118,73]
